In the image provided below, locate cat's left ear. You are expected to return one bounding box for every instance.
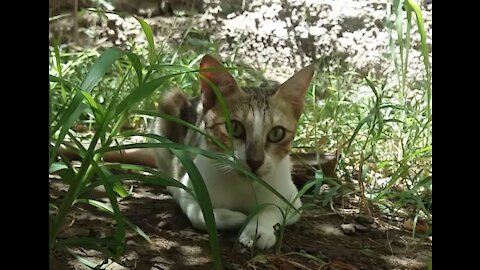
[274,65,315,119]
[199,54,242,112]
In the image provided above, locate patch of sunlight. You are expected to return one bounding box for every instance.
[382,254,428,269]
[317,223,344,237]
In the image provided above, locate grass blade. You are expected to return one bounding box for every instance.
[135,17,156,66]
[52,39,67,103]
[126,52,143,85]
[94,165,126,257]
[345,114,372,154]
[110,173,193,196]
[49,162,68,173]
[132,110,228,152]
[65,248,109,269]
[405,0,431,119]
[172,149,222,270]
[78,199,153,245]
[50,48,128,167]
[79,48,127,92]
[115,72,192,116]
[81,90,105,124]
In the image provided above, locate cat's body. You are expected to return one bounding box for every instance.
[150,55,314,249]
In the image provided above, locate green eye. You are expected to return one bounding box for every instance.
[267,126,285,143]
[229,120,245,139]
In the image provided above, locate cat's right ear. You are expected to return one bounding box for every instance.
[274,65,315,119]
[199,55,241,112]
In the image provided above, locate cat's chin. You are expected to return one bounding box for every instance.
[254,165,272,177]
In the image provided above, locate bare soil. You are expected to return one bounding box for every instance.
[50,175,431,270]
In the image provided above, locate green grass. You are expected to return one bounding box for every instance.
[49,0,431,268]
[298,0,431,228]
[49,22,227,268]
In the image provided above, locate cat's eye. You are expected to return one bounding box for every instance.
[229,120,245,139]
[267,126,286,143]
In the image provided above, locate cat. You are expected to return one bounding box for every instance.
[149,54,314,249]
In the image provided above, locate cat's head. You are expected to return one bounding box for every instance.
[199,55,314,176]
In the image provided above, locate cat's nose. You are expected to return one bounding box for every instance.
[246,158,263,172]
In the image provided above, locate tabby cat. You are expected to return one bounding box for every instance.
[150,55,314,249]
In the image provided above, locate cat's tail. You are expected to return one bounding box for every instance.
[155,87,193,143]
[149,88,199,177]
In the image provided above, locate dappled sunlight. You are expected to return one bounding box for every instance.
[316,223,345,237]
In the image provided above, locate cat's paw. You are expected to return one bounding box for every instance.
[213,208,247,230]
[239,224,277,249]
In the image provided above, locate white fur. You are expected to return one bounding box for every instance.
[253,109,263,141]
[167,147,302,249]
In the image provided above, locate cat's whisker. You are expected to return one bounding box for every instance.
[213,162,234,174]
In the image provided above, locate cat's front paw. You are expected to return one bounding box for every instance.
[239,224,277,249]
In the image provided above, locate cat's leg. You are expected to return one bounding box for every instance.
[168,186,247,231]
[284,209,301,226]
[209,208,248,230]
[239,205,283,249]
[239,193,302,249]
[284,196,302,226]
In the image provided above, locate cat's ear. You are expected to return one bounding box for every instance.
[274,65,315,119]
[199,55,241,111]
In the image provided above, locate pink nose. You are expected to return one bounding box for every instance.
[246,158,263,172]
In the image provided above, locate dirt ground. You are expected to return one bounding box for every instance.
[50,175,431,270]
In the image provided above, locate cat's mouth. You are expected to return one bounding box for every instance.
[215,155,268,177]
[224,160,266,177]
[249,163,271,177]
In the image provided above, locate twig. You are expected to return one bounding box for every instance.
[386,229,394,255]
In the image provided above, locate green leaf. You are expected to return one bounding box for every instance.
[49,162,68,173]
[131,110,228,152]
[135,17,156,66]
[81,90,105,123]
[365,77,378,100]
[126,52,143,85]
[111,173,193,196]
[50,48,128,167]
[94,165,126,257]
[405,0,431,118]
[80,48,127,92]
[115,72,188,116]
[345,114,371,153]
[49,203,59,211]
